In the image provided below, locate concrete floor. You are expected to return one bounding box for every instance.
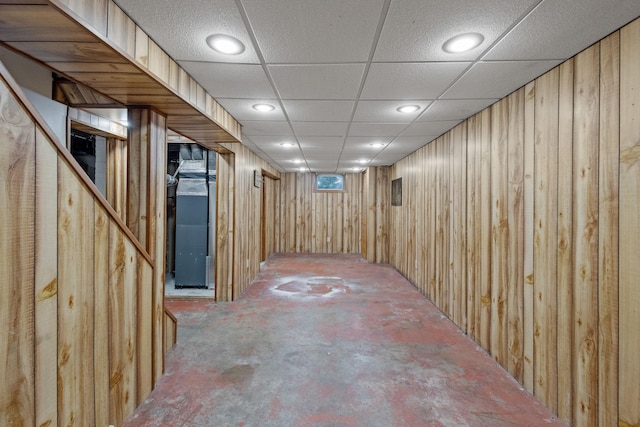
[125,253,564,427]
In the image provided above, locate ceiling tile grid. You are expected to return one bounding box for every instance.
[114,0,640,172]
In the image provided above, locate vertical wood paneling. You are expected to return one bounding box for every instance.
[108,227,137,425]
[58,160,95,426]
[137,257,153,404]
[619,19,640,427]
[107,137,127,219]
[523,81,536,392]
[557,58,575,421]
[215,152,234,302]
[466,115,479,341]
[572,45,600,426]
[35,128,57,427]
[377,24,636,425]
[597,30,619,427]
[1,65,167,427]
[533,68,559,412]
[507,88,524,382]
[279,173,362,255]
[479,109,492,350]
[94,204,110,426]
[107,1,135,56]
[0,79,35,427]
[491,99,509,365]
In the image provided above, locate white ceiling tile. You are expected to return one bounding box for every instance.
[361,62,470,99]
[268,64,365,99]
[241,121,293,136]
[115,0,260,63]
[282,100,355,122]
[292,122,349,137]
[400,121,461,137]
[348,123,408,137]
[388,136,430,151]
[419,99,498,122]
[298,137,345,147]
[353,100,431,123]
[485,0,640,61]
[180,62,276,98]
[343,136,394,154]
[241,0,385,63]
[216,98,285,121]
[374,0,539,62]
[442,61,562,100]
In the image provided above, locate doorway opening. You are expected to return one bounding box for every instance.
[165,141,217,299]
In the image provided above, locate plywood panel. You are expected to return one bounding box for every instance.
[58,160,96,426]
[35,127,57,427]
[0,76,35,427]
[619,19,640,427]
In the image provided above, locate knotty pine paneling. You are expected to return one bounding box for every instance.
[0,72,35,427]
[230,144,281,299]
[0,60,169,426]
[619,18,640,427]
[384,19,640,426]
[278,173,363,255]
[362,166,390,264]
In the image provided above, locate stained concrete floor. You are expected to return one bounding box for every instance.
[125,253,564,427]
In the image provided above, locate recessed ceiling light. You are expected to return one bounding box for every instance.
[298,167,308,172]
[252,103,275,112]
[442,33,484,54]
[292,159,304,164]
[357,159,368,164]
[369,143,386,148]
[397,105,420,113]
[280,142,295,147]
[206,34,245,55]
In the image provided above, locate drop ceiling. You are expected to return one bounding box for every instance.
[113,0,640,173]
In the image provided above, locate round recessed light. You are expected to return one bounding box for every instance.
[206,34,245,55]
[442,33,484,54]
[397,105,420,113]
[280,142,295,147]
[298,167,308,172]
[292,159,304,164]
[369,143,386,148]
[357,159,368,164]
[252,103,275,112]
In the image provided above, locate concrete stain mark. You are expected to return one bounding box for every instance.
[219,364,255,385]
[270,276,353,300]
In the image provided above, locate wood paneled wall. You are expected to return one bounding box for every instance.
[362,166,390,264]
[0,62,175,426]
[219,144,281,300]
[386,19,640,426]
[278,173,362,254]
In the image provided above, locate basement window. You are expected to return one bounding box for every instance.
[315,173,345,191]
